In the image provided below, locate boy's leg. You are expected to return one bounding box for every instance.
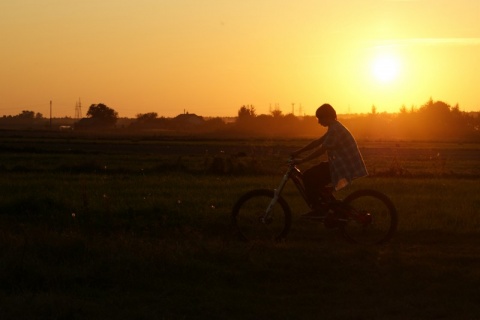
[303,162,331,207]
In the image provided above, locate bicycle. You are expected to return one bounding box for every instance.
[231,158,397,245]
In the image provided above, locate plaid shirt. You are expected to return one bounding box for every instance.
[320,120,368,190]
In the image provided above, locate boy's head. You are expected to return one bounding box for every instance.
[316,104,337,126]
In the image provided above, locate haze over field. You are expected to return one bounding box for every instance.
[1,0,479,118]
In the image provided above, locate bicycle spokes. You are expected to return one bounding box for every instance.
[232,189,292,242]
[341,190,397,245]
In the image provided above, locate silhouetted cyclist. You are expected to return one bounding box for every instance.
[291,103,368,216]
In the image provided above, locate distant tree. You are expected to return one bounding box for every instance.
[16,110,35,119]
[418,100,451,121]
[283,113,298,123]
[237,105,256,119]
[86,103,118,127]
[271,107,283,118]
[136,112,158,122]
[128,112,160,130]
[35,112,43,119]
[398,99,473,140]
[451,104,461,116]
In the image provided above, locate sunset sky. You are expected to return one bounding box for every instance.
[1,0,479,118]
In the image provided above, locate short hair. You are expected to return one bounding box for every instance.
[316,103,337,120]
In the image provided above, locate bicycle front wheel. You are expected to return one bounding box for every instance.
[341,189,397,245]
[231,189,292,242]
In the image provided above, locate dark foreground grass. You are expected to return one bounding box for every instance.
[1,170,480,319]
[1,228,480,319]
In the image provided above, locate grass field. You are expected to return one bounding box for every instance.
[0,133,479,319]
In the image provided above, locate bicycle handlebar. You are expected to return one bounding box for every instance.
[286,156,299,167]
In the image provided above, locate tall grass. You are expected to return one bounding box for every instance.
[350,177,480,233]
[1,171,479,236]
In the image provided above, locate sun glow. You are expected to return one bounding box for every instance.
[371,53,400,84]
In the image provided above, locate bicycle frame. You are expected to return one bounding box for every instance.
[261,162,309,222]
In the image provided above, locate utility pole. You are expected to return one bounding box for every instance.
[75,98,82,119]
[50,100,52,129]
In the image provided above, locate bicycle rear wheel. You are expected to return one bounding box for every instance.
[231,189,292,242]
[341,189,397,245]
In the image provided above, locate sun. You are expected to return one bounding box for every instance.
[371,53,400,84]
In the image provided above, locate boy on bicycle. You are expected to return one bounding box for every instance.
[291,103,368,214]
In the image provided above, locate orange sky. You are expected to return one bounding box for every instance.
[1,0,479,118]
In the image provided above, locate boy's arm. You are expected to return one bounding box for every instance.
[292,134,327,158]
[295,144,327,164]
[291,135,325,158]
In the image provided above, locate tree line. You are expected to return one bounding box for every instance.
[1,99,479,141]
